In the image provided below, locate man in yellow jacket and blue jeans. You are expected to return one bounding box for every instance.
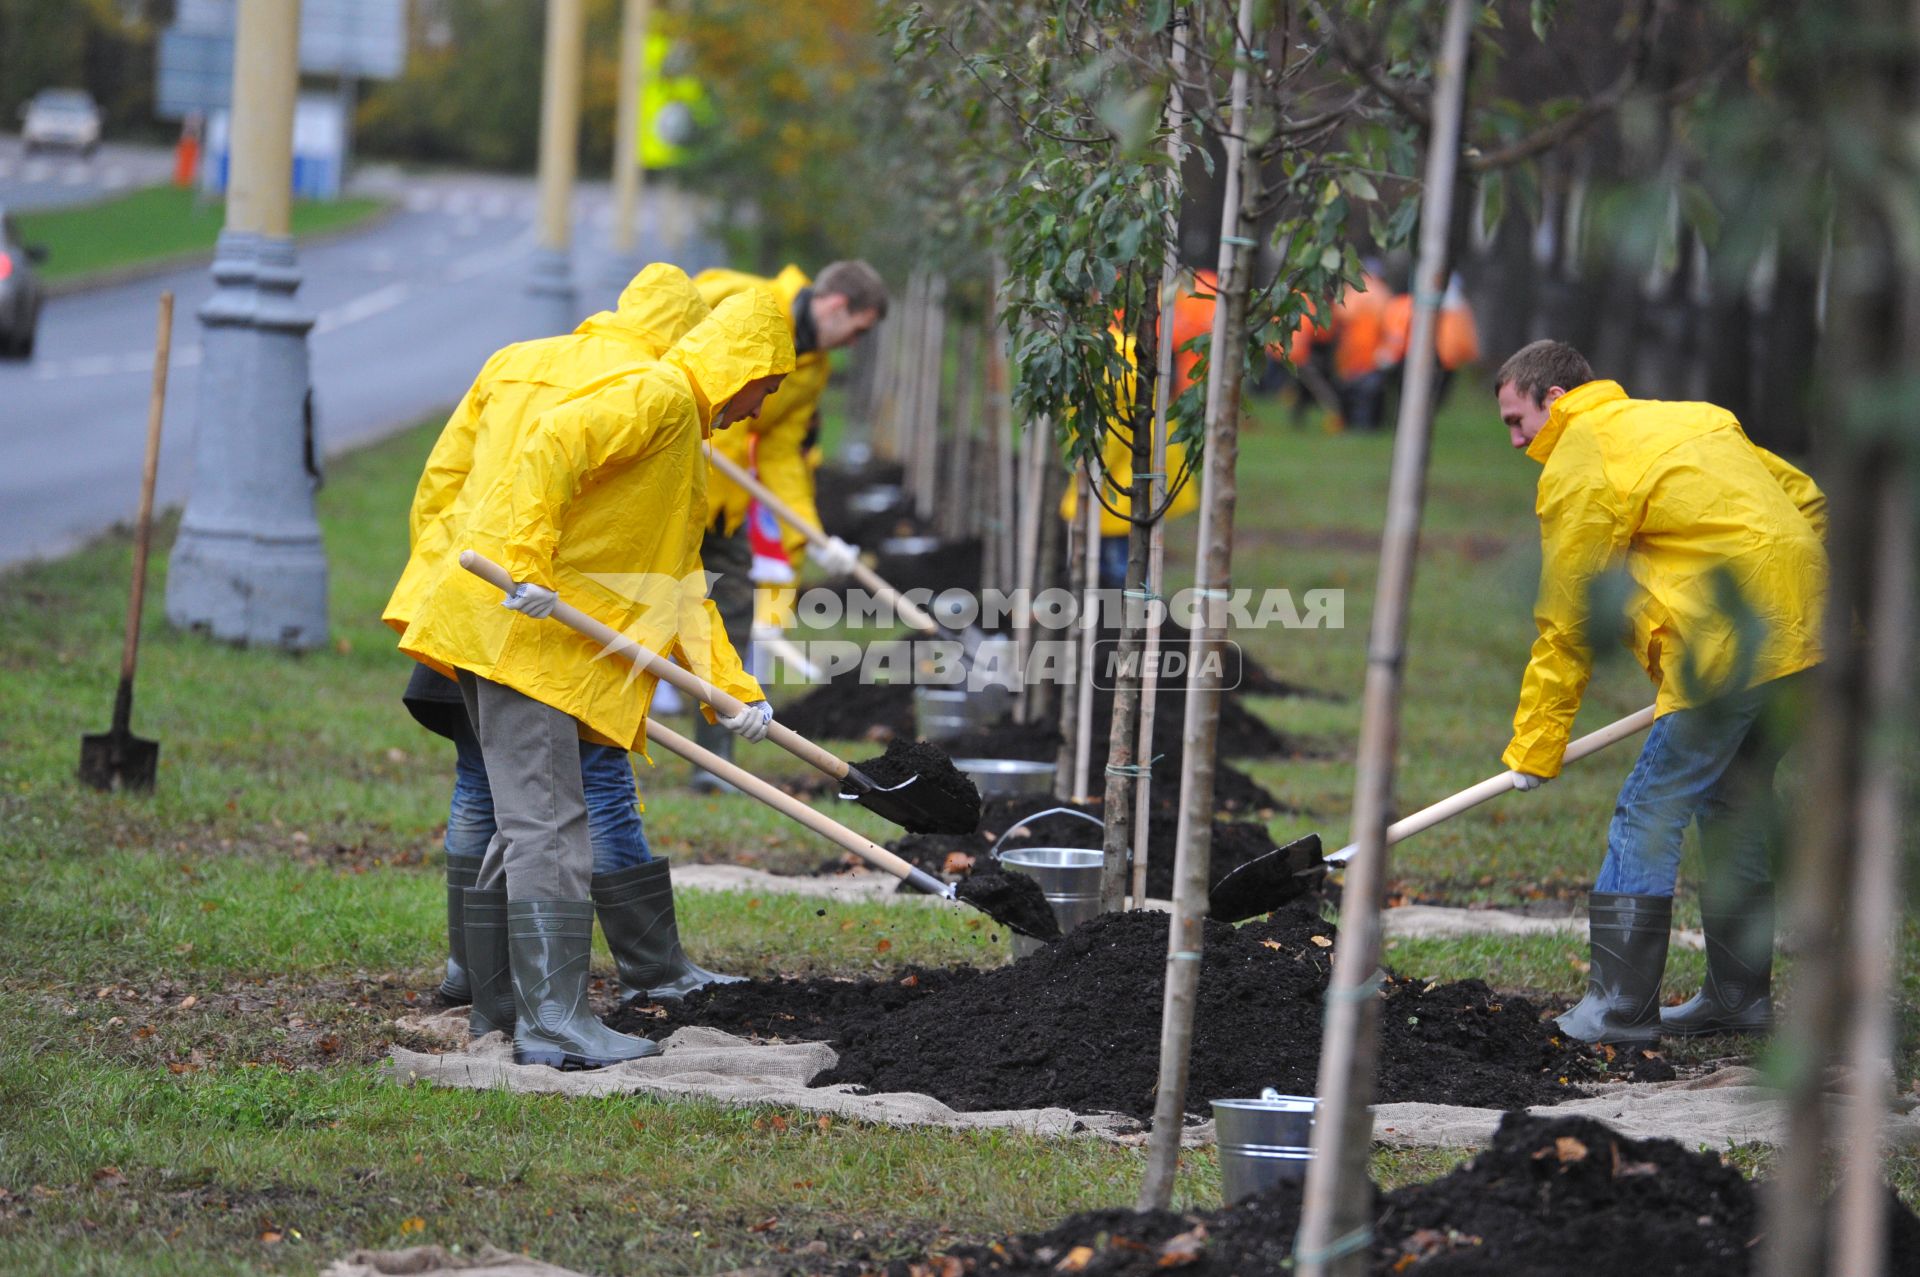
[396,292,794,1069]
[1494,340,1827,1048]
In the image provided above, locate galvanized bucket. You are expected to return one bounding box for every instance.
[955,758,1056,800]
[1212,1088,1317,1204]
[912,687,977,740]
[996,807,1106,958]
[848,483,904,516]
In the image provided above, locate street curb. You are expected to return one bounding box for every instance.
[43,199,401,299]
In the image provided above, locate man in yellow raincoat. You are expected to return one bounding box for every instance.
[689,261,888,781]
[386,265,733,1019]
[394,291,795,1070]
[1494,340,1826,1048]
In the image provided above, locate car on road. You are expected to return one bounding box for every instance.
[20,88,102,155]
[0,207,47,357]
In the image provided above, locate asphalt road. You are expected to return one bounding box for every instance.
[0,168,722,569]
[0,135,175,212]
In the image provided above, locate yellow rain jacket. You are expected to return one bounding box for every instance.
[1504,380,1827,776]
[695,265,831,556]
[1060,332,1201,537]
[384,264,713,635]
[396,292,796,752]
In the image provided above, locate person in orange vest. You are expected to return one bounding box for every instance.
[1380,273,1481,406]
[1330,263,1392,430]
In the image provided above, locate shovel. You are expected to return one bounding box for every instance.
[80,292,174,793]
[1206,706,1657,923]
[645,719,1056,939]
[458,550,980,835]
[704,448,944,636]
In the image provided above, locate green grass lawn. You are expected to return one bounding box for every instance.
[14,185,387,285]
[0,388,1912,1273]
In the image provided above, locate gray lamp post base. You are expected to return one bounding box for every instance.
[166,232,329,651]
[529,246,580,337]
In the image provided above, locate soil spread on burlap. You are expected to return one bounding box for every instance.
[835,1112,1920,1277]
[614,908,1600,1119]
[844,738,983,835]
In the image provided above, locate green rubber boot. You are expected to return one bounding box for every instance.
[592,859,747,1005]
[1661,888,1774,1037]
[1555,892,1671,1048]
[437,854,484,1004]
[507,900,659,1070]
[463,887,514,1037]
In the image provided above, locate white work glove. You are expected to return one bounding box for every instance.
[502,581,558,618]
[812,536,861,577]
[1512,772,1551,792]
[720,699,774,743]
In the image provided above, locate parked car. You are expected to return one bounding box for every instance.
[20,88,101,155]
[0,208,47,358]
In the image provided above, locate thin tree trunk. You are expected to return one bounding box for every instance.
[1295,3,1473,1271]
[1132,17,1191,908]
[944,324,980,542]
[990,314,1017,595]
[1073,462,1102,802]
[1030,447,1067,726]
[1138,0,1256,1211]
[1054,468,1092,800]
[1014,411,1047,723]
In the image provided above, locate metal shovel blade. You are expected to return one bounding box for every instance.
[837,765,981,836]
[1206,833,1326,924]
[78,730,159,793]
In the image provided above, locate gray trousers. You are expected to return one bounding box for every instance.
[455,670,592,902]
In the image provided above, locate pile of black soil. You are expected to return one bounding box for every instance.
[607,966,970,1041]
[840,1113,1920,1277]
[777,674,914,742]
[955,869,1062,940]
[867,537,984,596]
[847,738,982,834]
[815,908,1595,1118]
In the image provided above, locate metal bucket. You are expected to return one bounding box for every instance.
[848,484,904,516]
[881,534,943,557]
[913,686,993,740]
[1212,1089,1317,1204]
[996,807,1107,959]
[955,758,1056,799]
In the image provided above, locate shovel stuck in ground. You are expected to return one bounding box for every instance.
[80,293,174,793]
[457,551,981,836]
[1205,707,1657,923]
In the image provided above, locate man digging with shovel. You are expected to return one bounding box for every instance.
[394,291,795,1070]
[1494,340,1827,1049]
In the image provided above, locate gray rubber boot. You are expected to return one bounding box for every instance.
[507,899,659,1070]
[688,719,738,794]
[593,858,747,1004]
[1555,892,1671,1048]
[438,853,484,1004]
[463,887,515,1037]
[1661,888,1774,1037]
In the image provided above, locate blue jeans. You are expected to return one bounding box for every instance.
[447,730,650,877]
[1099,536,1131,591]
[1594,677,1798,901]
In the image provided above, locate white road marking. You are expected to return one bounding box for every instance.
[311,281,411,334]
[34,344,202,381]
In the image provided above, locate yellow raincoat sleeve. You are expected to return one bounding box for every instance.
[407,355,498,546]
[753,420,825,559]
[502,375,673,589]
[670,596,765,720]
[1755,446,1828,543]
[1503,429,1631,777]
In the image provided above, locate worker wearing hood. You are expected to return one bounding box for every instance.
[395,291,795,1071]
[384,265,739,1025]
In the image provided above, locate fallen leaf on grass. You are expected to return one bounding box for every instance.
[816,1116,832,1132]
[399,1215,425,1234]
[91,1167,124,1190]
[178,995,197,1010]
[260,1231,283,1244]
[133,1026,155,1040]
[750,1216,780,1233]
[875,939,893,954]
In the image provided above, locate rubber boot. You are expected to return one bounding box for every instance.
[688,719,738,794]
[592,858,747,1004]
[437,853,484,1003]
[1555,892,1671,1048]
[463,887,515,1037]
[507,899,659,1070]
[1661,888,1774,1037]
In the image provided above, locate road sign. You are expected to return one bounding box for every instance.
[158,0,406,120]
[156,28,234,119]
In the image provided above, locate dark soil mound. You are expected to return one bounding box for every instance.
[863,537,984,596]
[847,738,982,834]
[846,1113,1920,1277]
[778,675,914,742]
[606,966,967,1041]
[815,909,1593,1119]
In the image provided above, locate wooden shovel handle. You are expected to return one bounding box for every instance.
[457,550,851,782]
[121,292,173,685]
[646,720,948,895]
[704,446,939,634]
[1327,706,1656,864]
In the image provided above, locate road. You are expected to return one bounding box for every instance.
[0,166,722,568]
[0,135,175,212]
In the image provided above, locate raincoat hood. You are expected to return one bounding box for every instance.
[665,291,796,438]
[1524,379,1618,464]
[573,262,710,351]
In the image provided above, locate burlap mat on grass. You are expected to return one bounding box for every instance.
[394,1009,1920,1153]
[321,1244,587,1276]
